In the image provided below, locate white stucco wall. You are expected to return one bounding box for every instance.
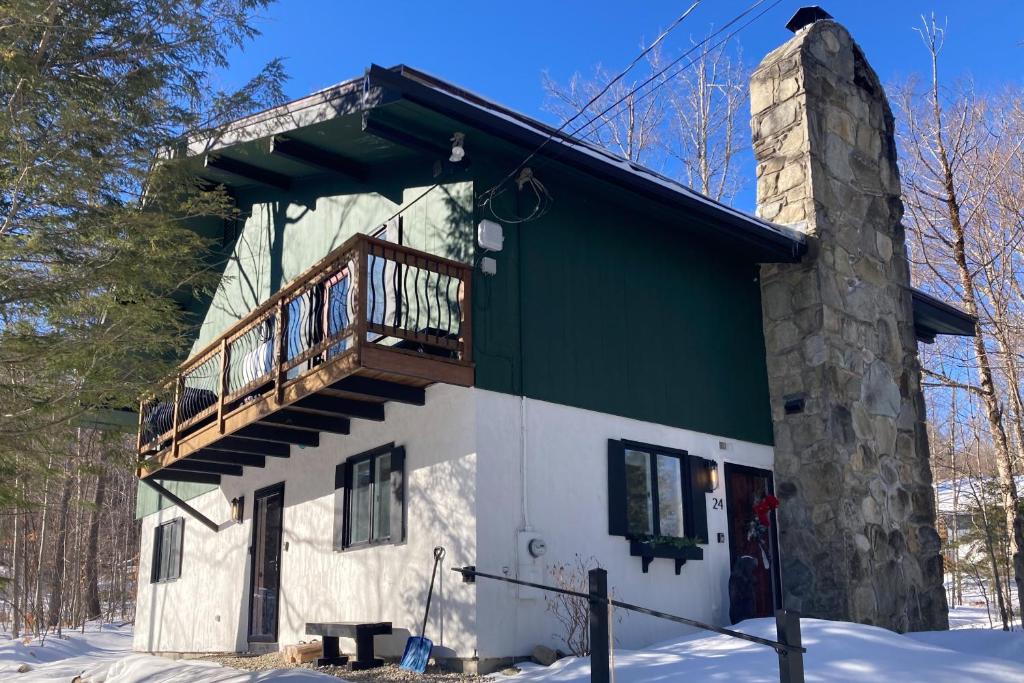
[135,387,774,664]
[135,382,479,658]
[473,391,774,659]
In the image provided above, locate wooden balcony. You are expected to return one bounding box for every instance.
[136,233,473,483]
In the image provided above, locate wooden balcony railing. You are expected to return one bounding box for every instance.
[137,232,473,472]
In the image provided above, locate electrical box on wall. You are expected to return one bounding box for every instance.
[477,219,504,252]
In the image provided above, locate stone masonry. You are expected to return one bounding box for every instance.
[751,18,948,630]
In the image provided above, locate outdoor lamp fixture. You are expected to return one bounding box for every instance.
[703,459,720,493]
[449,132,466,163]
[230,496,245,524]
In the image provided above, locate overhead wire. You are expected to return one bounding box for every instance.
[572,0,784,143]
[386,0,784,229]
[477,0,710,220]
[478,0,783,222]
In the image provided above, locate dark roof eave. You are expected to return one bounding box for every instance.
[366,64,806,263]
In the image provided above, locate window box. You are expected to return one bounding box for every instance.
[628,537,704,574]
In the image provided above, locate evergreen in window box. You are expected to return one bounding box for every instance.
[627,534,704,574]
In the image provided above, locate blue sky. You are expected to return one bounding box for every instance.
[224,1,1023,210]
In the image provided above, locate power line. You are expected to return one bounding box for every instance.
[556,1,704,141]
[389,0,784,229]
[479,0,783,220]
[477,0,708,213]
[572,0,783,143]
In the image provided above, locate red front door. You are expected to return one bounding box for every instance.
[724,464,781,622]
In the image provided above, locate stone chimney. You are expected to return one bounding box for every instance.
[751,11,948,630]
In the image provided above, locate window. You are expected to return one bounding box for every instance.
[334,443,405,550]
[608,440,707,543]
[151,518,184,583]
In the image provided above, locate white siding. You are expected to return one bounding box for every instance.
[135,387,774,662]
[135,383,478,657]
[473,391,774,658]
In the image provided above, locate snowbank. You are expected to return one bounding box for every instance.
[498,618,1024,682]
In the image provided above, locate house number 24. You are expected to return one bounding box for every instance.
[712,498,724,510]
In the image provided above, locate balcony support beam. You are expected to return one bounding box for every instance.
[146,470,221,486]
[167,460,244,477]
[234,424,320,447]
[205,437,290,457]
[259,410,350,434]
[140,479,221,533]
[327,376,425,405]
[191,450,266,468]
[291,394,385,421]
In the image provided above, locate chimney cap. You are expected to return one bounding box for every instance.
[785,6,833,33]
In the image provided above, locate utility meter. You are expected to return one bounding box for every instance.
[528,537,547,558]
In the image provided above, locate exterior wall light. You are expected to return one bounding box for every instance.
[230,496,245,524]
[703,459,719,493]
[449,132,466,163]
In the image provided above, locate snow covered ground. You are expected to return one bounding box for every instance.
[496,618,1024,683]
[2,606,1022,682]
[0,623,335,682]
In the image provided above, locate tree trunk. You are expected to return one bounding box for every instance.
[34,456,53,636]
[84,463,106,622]
[11,478,22,639]
[48,464,73,628]
[925,41,1024,625]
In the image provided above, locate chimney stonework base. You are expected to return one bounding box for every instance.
[752,19,948,631]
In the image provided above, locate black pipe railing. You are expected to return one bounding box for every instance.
[453,565,805,683]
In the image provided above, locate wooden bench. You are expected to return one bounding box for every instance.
[305,621,392,670]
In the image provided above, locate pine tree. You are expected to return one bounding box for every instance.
[0,0,286,628]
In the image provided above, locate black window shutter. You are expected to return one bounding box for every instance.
[333,462,351,551]
[607,439,628,536]
[686,456,709,543]
[150,524,163,583]
[171,518,184,580]
[389,446,406,543]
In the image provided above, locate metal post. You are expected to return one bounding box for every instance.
[588,568,610,683]
[775,609,804,683]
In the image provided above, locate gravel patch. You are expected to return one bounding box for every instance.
[191,652,496,682]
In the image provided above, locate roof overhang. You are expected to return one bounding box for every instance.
[174,64,806,264]
[911,288,976,343]
[366,65,806,263]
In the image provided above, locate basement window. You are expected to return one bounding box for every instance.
[334,443,406,550]
[151,517,184,583]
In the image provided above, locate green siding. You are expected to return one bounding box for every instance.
[472,170,774,445]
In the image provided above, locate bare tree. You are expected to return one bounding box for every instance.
[896,15,1024,625]
[653,37,747,201]
[543,38,748,202]
[543,63,665,164]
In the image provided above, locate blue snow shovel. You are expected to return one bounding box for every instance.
[400,546,446,673]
